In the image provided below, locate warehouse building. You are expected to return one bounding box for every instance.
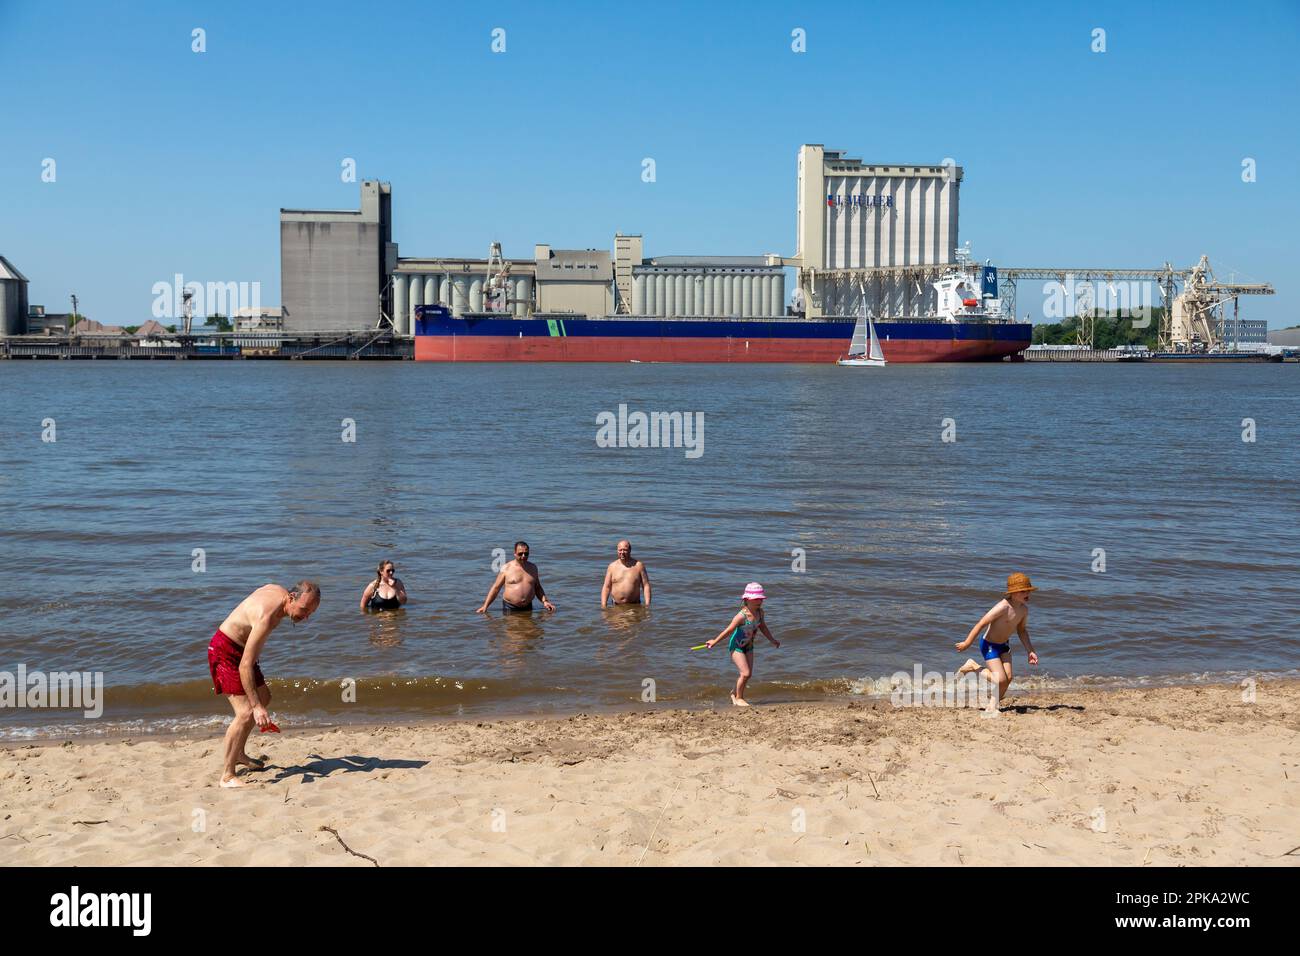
[534,246,613,316]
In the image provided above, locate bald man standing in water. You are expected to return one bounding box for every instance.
[601,539,651,607]
[206,581,320,787]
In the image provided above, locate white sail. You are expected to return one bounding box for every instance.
[847,314,868,357]
[837,305,887,367]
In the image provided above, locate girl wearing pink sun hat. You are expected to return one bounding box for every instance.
[705,582,780,706]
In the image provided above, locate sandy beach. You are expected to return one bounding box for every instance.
[2,680,1297,867]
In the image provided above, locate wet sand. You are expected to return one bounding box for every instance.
[2,681,1297,866]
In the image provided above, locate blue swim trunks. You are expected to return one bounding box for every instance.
[980,636,1011,661]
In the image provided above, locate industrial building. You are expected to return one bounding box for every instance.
[385,241,789,333]
[280,180,395,331]
[283,152,815,334]
[790,144,961,319]
[1,256,30,336]
[276,146,963,334]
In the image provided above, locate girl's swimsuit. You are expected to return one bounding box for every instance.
[728,611,762,653]
[367,585,402,611]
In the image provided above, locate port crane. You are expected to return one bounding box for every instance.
[1161,255,1274,352]
[484,242,515,313]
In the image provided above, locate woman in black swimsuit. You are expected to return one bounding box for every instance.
[360,559,407,612]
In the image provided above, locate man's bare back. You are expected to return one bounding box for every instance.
[218,584,292,646]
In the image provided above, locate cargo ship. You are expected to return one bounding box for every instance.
[414,262,1031,363]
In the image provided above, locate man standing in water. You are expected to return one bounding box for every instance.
[600,539,651,607]
[207,581,321,787]
[477,541,555,613]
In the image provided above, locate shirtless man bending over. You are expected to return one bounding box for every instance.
[600,539,651,606]
[207,581,320,787]
[477,541,555,614]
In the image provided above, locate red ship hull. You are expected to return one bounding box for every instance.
[414,335,1025,363]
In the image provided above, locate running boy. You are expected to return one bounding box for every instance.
[957,572,1039,706]
[705,582,779,706]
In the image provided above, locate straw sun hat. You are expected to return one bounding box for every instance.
[1005,572,1038,595]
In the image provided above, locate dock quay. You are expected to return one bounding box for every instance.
[1022,346,1140,362]
[1,330,411,361]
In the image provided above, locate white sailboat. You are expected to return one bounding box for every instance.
[836,310,887,367]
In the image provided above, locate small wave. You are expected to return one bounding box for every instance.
[839,668,1300,697]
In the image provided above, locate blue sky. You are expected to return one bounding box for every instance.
[1,0,1296,326]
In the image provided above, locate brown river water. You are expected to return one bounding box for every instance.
[0,361,1296,738]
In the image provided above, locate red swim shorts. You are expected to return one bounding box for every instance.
[207,629,266,696]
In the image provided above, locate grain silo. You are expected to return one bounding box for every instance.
[793,145,960,318]
[0,256,30,336]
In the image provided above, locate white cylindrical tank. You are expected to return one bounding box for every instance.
[453,277,469,315]
[655,274,666,316]
[633,274,646,314]
[393,275,408,334]
[424,275,437,306]
[759,275,771,316]
[673,274,685,317]
[685,273,696,316]
[644,273,656,315]
[407,275,422,330]
[702,272,714,316]
[469,278,483,313]
[774,274,785,315]
[439,276,451,307]
[741,275,753,318]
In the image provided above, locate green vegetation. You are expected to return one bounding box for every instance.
[208,314,232,332]
[1033,308,1166,348]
